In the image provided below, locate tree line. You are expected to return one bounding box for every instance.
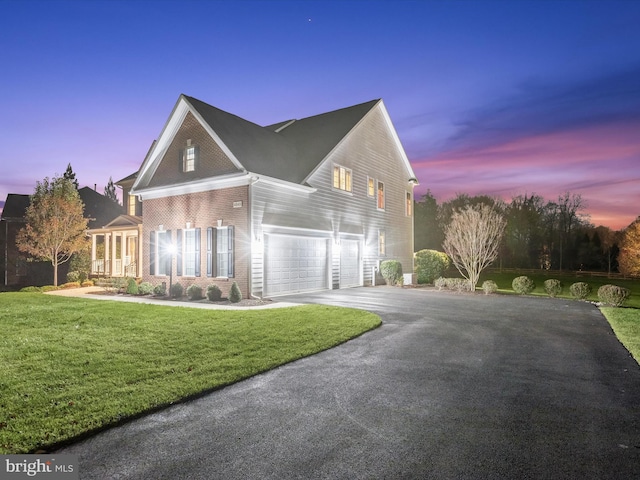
[415,190,635,274]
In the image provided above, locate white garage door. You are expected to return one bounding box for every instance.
[265,235,329,296]
[340,239,361,288]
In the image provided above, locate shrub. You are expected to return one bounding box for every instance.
[69,251,90,282]
[153,283,167,296]
[138,282,154,295]
[66,271,80,283]
[543,279,563,298]
[207,284,222,301]
[229,282,242,303]
[81,280,94,287]
[99,277,126,293]
[597,284,630,307]
[20,286,43,293]
[126,277,139,295]
[187,284,203,301]
[41,285,59,292]
[60,282,81,289]
[380,260,403,286]
[414,250,451,284]
[482,280,498,295]
[569,282,591,300]
[434,277,447,290]
[170,283,184,298]
[512,276,535,295]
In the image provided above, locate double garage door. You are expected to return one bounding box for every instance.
[264,234,362,296]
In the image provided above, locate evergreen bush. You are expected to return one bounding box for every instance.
[126,277,139,295]
[569,282,591,299]
[482,280,498,295]
[414,250,450,284]
[170,283,183,298]
[138,282,154,295]
[207,284,222,301]
[187,284,203,300]
[66,271,80,283]
[543,279,562,298]
[229,282,242,303]
[512,276,535,294]
[597,284,630,307]
[380,260,403,286]
[434,277,447,290]
[153,283,167,296]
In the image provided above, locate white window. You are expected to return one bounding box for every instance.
[183,146,196,172]
[406,192,412,216]
[183,229,196,276]
[367,177,375,197]
[207,226,235,278]
[156,230,172,276]
[333,165,352,192]
[377,181,385,210]
[378,230,386,256]
[128,194,136,216]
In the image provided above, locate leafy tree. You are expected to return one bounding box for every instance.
[443,204,506,291]
[414,190,442,250]
[503,194,545,268]
[16,177,89,286]
[63,163,79,189]
[618,217,640,276]
[104,176,120,204]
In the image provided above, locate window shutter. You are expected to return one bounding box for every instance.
[228,226,234,278]
[176,229,182,276]
[178,149,184,172]
[194,145,200,170]
[149,231,156,275]
[206,227,213,277]
[195,228,201,277]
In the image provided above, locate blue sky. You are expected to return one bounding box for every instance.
[1,0,639,229]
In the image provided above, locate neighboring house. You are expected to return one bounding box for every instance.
[87,172,143,278]
[130,94,418,298]
[1,187,122,288]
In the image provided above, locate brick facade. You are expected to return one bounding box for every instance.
[141,186,250,298]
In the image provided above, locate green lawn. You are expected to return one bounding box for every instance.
[600,307,640,363]
[0,293,380,454]
[479,271,640,308]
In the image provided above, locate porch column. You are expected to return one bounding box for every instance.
[105,233,111,276]
[121,231,128,276]
[111,232,118,276]
[91,234,97,272]
[138,225,143,278]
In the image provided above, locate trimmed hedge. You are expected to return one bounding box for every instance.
[482,280,498,295]
[512,276,535,295]
[434,277,472,292]
[597,284,630,307]
[187,284,203,301]
[229,282,242,303]
[414,250,450,284]
[207,284,222,301]
[569,282,591,300]
[170,283,183,298]
[380,260,403,286]
[543,279,562,298]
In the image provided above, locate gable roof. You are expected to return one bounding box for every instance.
[1,188,122,229]
[133,95,415,195]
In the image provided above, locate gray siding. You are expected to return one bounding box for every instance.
[250,104,414,297]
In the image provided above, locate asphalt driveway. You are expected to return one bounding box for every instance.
[57,287,640,479]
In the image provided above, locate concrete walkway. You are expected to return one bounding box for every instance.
[57,287,640,479]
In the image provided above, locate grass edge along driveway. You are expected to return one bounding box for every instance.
[0,293,381,454]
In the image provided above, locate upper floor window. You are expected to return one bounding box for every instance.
[406,192,412,216]
[367,177,375,197]
[333,165,352,192]
[183,146,196,172]
[127,194,136,216]
[377,181,385,210]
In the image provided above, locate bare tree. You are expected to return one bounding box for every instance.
[443,204,506,291]
[16,176,89,286]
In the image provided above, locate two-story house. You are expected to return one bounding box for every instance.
[130,95,417,298]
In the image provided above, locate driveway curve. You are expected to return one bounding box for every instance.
[58,287,640,479]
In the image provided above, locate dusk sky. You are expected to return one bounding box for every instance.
[1,0,639,230]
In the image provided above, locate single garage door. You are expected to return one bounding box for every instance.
[265,234,329,296]
[340,239,361,288]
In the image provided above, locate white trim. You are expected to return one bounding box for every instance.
[261,224,333,235]
[251,174,317,193]
[134,172,252,200]
[377,100,418,182]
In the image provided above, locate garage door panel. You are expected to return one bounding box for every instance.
[265,235,329,296]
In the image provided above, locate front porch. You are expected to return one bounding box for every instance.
[88,215,143,278]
